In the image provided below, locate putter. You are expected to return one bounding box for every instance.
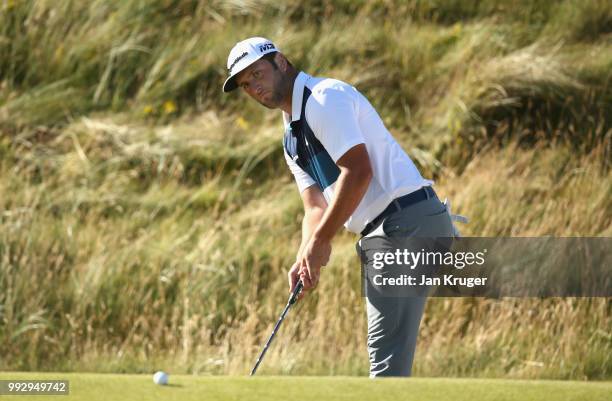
[250,279,304,376]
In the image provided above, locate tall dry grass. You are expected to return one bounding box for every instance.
[1,0,611,378]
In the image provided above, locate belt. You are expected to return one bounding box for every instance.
[360,186,438,237]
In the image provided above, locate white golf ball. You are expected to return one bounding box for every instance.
[153,371,169,385]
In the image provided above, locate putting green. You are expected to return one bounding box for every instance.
[0,372,610,401]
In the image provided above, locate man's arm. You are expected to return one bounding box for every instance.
[312,143,372,242]
[288,185,327,293]
[297,143,373,291]
[297,186,327,260]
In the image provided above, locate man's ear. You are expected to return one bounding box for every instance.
[275,53,288,71]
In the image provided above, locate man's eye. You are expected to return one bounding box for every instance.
[253,71,262,79]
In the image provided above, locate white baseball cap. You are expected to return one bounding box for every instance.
[223,37,279,92]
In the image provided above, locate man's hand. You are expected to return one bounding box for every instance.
[298,235,332,292]
[288,261,301,293]
[287,260,308,301]
[287,236,332,299]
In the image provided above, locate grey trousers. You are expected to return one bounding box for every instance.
[356,192,455,377]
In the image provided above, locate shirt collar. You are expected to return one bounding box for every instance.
[282,71,310,126]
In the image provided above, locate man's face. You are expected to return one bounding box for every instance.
[235,56,286,109]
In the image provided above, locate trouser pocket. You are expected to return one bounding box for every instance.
[382,199,454,238]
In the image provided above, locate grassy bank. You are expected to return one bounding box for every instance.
[0,0,611,378]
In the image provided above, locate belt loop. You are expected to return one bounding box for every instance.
[393,199,401,210]
[424,186,430,200]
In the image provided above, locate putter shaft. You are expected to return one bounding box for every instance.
[250,280,303,376]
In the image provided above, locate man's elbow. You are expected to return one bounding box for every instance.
[363,165,373,186]
[353,162,373,187]
[337,144,373,186]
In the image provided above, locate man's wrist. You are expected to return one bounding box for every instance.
[312,228,333,244]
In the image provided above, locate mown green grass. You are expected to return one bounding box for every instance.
[0,372,611,401]
[1,0,610,378]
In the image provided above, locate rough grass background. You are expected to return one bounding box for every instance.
[0,0,611,379]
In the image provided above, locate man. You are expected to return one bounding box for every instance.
[223,37,456,377]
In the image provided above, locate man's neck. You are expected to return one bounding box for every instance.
[280,70,299,116]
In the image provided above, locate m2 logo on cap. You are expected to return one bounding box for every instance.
[228,52,249,72]
[258,43,275,52]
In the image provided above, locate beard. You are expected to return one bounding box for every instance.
[258,73,288,109]
[259,88,284,109]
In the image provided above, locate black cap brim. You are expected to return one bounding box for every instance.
[223,75,239,93]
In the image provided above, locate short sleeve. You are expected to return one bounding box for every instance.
[307,86,366,163]
[284,149,317,193]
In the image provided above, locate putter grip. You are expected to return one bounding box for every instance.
[289,280,303,304]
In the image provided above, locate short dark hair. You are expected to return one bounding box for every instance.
[261,51,293,69]
[261,52,278,69]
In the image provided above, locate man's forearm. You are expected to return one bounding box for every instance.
[313,168,371,242]
[296,207,326,260]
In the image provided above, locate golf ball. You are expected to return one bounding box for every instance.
[153,371,169,385]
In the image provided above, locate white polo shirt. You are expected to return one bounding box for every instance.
[282,71,433,234]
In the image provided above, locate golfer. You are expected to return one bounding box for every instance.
[223,37,456,377]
